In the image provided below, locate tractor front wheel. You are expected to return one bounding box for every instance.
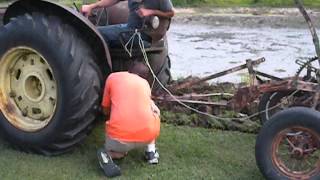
[0,13,103,155]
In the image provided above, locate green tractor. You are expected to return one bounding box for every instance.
[0,0,171,155]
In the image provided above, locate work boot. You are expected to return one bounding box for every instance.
[97,148,121,178]
[145,150,159,164]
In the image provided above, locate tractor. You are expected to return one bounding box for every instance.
[0,0,171,155]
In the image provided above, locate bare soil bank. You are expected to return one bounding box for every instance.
[174,7,320,28]
[1,7,319,28]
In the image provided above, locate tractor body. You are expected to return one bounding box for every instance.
[0,0,171,155]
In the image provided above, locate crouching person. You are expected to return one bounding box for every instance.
[97,61,161,178]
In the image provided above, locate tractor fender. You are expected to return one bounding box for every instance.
[3,0,112,72]
[107,1,129,25]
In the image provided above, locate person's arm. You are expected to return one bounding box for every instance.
[101,76,112,120]
[137,0,175,18]
[136,8,175,19]
[81,0,120,17]
[103,107,111,117]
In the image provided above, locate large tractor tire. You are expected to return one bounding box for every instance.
[256,107,320,180]
[0,13,103,155]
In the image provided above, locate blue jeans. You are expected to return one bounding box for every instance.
[98,24,151,48]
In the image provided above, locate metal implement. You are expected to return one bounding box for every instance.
[172,58,265,91]
[157,55,320,116]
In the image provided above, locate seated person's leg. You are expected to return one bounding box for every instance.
[98,24,152,49]
[98,24,130,48]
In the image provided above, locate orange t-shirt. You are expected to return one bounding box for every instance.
[102,72,160,143]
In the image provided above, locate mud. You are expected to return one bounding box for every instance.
[174,7,320,28]
[0,8,319,84]
[168,10,319,83]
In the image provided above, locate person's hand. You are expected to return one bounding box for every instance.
[136,8,154,17]
[81,4,93,17]
[151,102,160,116]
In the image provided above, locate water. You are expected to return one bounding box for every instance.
[168,23,317,83]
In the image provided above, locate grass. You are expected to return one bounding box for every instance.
[0,122,263,180]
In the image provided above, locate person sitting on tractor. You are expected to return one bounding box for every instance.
[97,61,161,177]
[81,0,175,48]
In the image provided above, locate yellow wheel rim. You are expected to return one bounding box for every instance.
[0,47,57,132]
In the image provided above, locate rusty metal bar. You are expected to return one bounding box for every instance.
[180,93,234,98]
[246,59,256,87]
[173,57,265,90]
[155,96,228,106]
[294,0,320,65]
[228,79,320,111]
[258,80,319,93]
[254,70,283,81]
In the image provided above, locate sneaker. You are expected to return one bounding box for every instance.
[145,150,159,164]
[97,148,121,178]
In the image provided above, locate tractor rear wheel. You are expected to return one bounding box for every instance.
[0,13,103,155]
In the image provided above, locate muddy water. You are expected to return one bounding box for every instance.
[168,23,317,83]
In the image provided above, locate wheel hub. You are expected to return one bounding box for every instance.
[24,74,44,102]
[272,127,320,179]
[292,147,304,158]
[0,47,57,131]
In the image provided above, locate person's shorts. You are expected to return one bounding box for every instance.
[105,136,150,153]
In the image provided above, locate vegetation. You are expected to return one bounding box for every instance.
[0,122,263,179]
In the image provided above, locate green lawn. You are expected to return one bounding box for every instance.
[0,123,263,180]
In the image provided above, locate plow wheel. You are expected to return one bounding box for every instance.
[256,107,320,180]
[258,91,316,124]
[0,13,102,155]
[258,91,293,124]
[259,57,320,124]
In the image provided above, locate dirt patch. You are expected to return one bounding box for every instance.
[174,7,320,28]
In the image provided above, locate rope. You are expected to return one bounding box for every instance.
[123,31,312,122]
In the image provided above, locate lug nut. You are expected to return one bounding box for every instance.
[9,91,16,98]
[22,108,28,117]
[39,116,46,121]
